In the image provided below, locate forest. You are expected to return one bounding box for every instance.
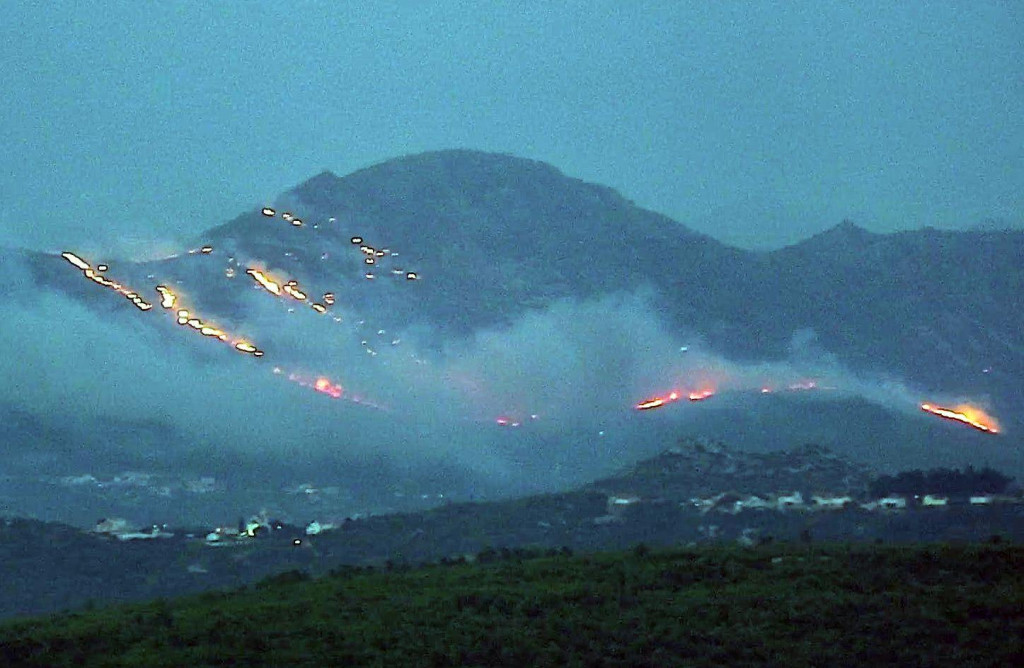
[1,542,1021,666]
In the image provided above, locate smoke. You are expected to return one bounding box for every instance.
[0,262,1004,511]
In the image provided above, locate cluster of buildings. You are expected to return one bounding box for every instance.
[92,518,174,541]
[670,491,1018,515]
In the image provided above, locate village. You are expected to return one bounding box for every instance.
[88,485,1024,548]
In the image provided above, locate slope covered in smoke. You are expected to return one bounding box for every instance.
[3,150,1022,526]
[260,150,1020,409]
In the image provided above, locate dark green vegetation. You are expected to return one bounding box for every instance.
[1,543,1021,666]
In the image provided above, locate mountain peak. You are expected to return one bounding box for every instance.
[820,219,873,240]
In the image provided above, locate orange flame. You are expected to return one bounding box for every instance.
[920,403,1000,434]
[688,389,715,401]
[635,388,715,410]
[61,252,153,311]
[314,377,343,399]
[246,268,282,295]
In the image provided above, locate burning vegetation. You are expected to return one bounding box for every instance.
[920,403,1000,435]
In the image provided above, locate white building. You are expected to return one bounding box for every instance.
[116,525,173,541]
[777,492,804,509]
[738,495,774,511]
[93,518,131,534]
[305,521,338,535]
[878,496,907,510]
[811,495,853,510]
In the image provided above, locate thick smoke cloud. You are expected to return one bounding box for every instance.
[0,270,1007,511]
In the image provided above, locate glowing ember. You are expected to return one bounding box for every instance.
[283,281,307,301]
[635,390,682,410]
[61,252,153,311]
[246,268,282,295]
[635,397,667,410]
[61,252,89,270]
[155,285,177,309]
[234,341,263,357]
[314,377,343,399]
[920,403,1000,434]
[636,387,714,410]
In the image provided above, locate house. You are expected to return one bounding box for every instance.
[921,495,948,507]
[606,495,640,516]
[117,525,173,541]
[61,474,99,486]
[688,496,718,514]
[93,518,131,535]
[711,493,745,514]
[204,525,241,544]
[776,492,804,510]
[184,477,216,494]
[811,495,853,510]
[738,495,774,511]
[878,496,907,510]
[305,520,338,535]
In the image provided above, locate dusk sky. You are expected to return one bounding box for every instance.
[2,2,1021,255]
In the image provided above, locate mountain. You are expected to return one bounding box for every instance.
[3,149,1023,527]
[195,150,1022,401]
[21,149,1023,399]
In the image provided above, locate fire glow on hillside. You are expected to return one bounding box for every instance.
[635,388,716,411]
[920,403,1000,434]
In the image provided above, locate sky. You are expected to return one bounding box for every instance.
[2,1,1021,255]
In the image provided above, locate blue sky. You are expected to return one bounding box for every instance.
[2,1,1021,255]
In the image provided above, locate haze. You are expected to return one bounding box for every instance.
[2,2,1021,255]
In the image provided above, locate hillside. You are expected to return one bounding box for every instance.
[587,440,876,500]
[26,149,1022,402]
[2,543,1022,666]
[4,149,1023,528]
[2,442,1023,621]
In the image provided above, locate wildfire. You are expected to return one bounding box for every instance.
[155,285,177,309]
[635,390,680,411]
[246,268,282,295]
[688,389,715,401]
[920,403,1000,434]
[61,252,153,311]
[635,386,716,410]
[283,281,307,301]
[313,377,343,399]
[234,341,264,357]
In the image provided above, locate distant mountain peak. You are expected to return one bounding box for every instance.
[820,218,872,239]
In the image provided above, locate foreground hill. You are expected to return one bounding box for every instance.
[2,543,1022,666]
